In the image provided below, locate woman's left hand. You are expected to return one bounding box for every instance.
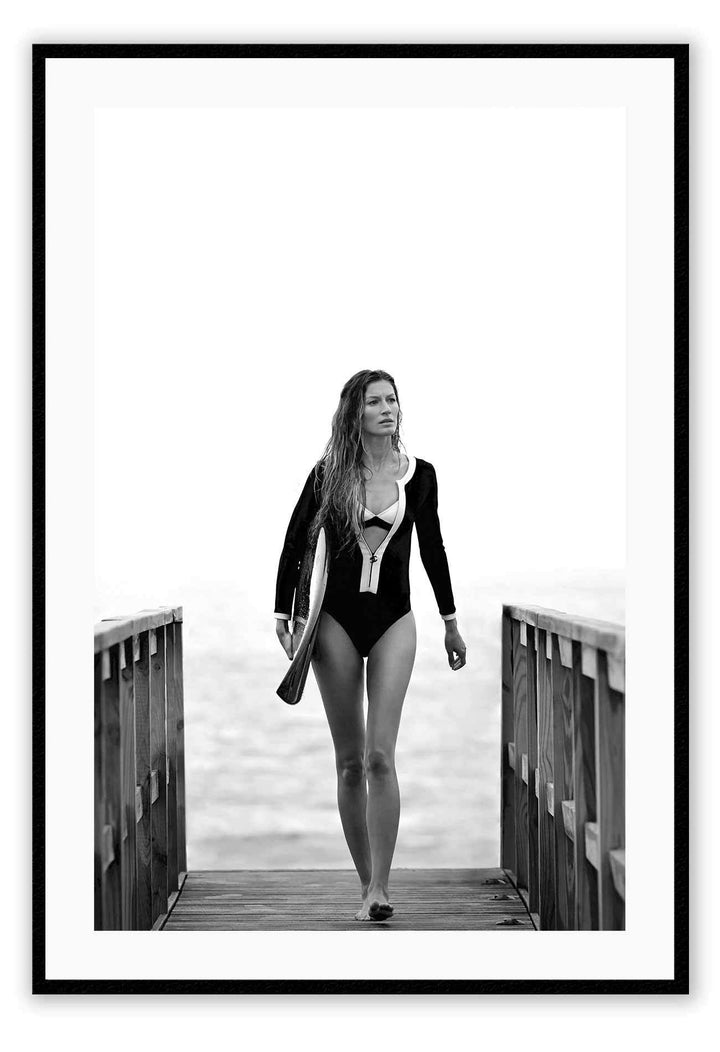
[444,623,467,670]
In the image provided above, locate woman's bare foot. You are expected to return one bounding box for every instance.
[365,885,394,922]
[354,884,371,921]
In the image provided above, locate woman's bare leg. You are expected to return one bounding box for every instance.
[311,612,371,908]
[361,611,417,919]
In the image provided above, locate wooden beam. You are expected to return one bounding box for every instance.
[150,626,168,925]
[119,637,137,930]
[594,649,625,929]
[525,625,539,917]
[609,848,626,901]
[551,633,574,929]
[95,606,183,653]
[502,605,624,658]
[561,800,575,842]
[571,641,599,930]
[511,619,529,894]
[585,821,599,870]
[558,636,573,668]
[501,609,517,878]
[100,645,121,929]
[536,629,556,930]
[134,630,152,930]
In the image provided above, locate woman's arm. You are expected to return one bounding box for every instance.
[415,463,466,670]
[274,463,323,621]
[414,463,456,618]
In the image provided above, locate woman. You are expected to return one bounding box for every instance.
[274,370,467,921]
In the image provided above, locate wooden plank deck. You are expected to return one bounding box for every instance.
[162,868,536,931]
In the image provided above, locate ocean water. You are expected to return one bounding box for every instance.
[95,570,624,872]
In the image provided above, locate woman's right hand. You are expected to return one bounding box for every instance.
[276,619,294,660]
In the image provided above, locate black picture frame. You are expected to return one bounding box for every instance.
[32,42,689,995]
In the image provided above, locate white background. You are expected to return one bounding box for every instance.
[49,56,656,981]
[2,0,714,1045]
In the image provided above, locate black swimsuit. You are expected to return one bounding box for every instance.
[274,456,456,658]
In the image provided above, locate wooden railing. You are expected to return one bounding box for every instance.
[94,606,187,930]
[501,604,625,930]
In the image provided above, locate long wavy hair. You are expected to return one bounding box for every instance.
[309,370,406,552]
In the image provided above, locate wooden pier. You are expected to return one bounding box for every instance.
[162,868,533,931]
[94,603,624,933]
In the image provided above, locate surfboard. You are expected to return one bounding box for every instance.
[276,526,328,705]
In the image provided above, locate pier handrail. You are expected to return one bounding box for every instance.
[94,605,187,930]
[501,603,625,930]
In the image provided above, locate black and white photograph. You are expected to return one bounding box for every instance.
[33,44,687,992]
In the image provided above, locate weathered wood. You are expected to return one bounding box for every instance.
[163,869,535,932]
[501,611,516,873]
[101,825,114,870]
[95,606,183,653]
[503,605,624,658]
[94,607,187,931]
[100,645,122,929]
[525,626,539,915]
[572,641,599,929]
[150,625,168,924]
[585,821,599,869]
[94,653,103,930]
[165,621,179,895]
[607,651,625,693]
[511,619,529,892]
[558,635,573,668]
[174,621,188,879]
[521,754,528,783]
[609,848,626,901]
[551,633,574,929]
[536,629,556,929]
[582,644,597,678]
[134,630,153,930]
[561,799,575,841]
[119,637,137,930]
[595,649,625,929]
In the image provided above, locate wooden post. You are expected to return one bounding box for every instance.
[501,610,515,873]
[134,631,152,929]
[150,626,168,924]
[175,619,188,879]
[101,645,122,929]
[94,652,103,930]
[572,641,599,930]
[526,625,539,916]
[537,628,556,929]
[551,633,574,930]
[511,619,529,893]
[119,638,137,929]
[166,621,179,895]
[595,649,625,930]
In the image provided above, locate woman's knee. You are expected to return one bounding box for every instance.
[337,755,365,787]
[365,747,394,780]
